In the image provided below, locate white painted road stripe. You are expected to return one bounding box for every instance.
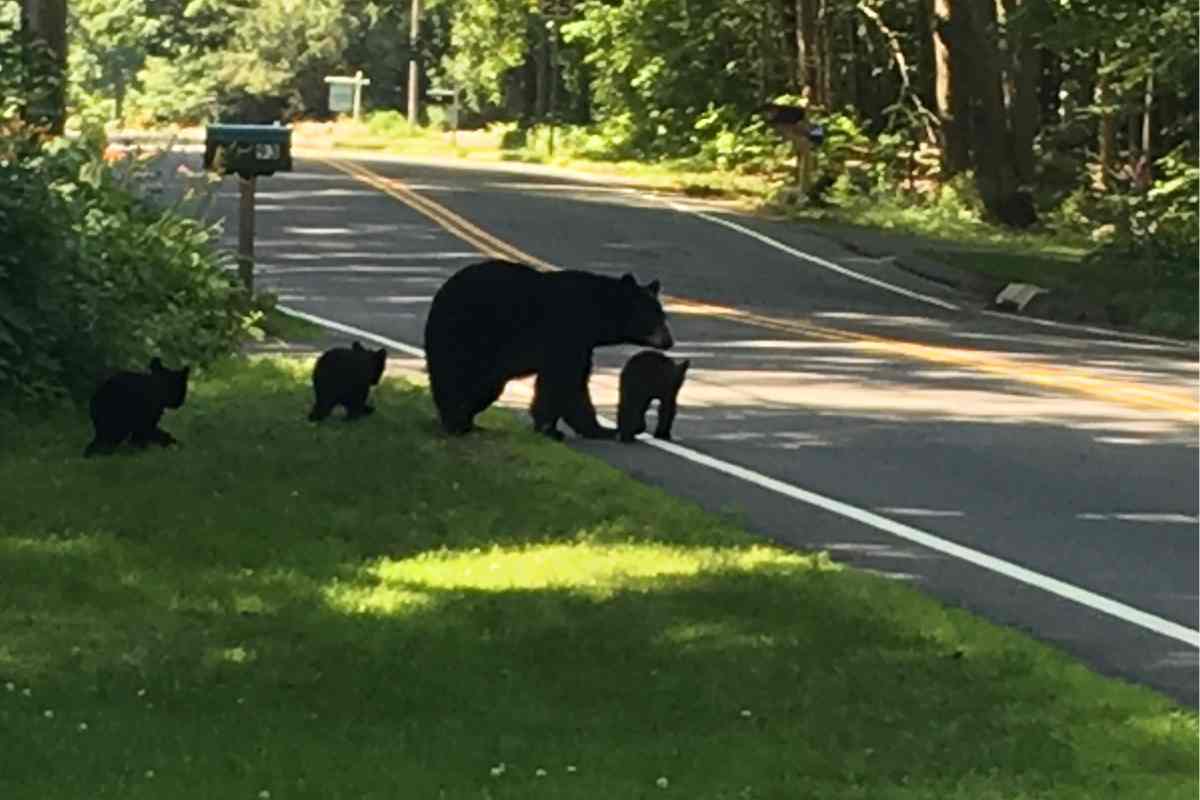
[276,303,1200,649]
[658,198,962,311]
[656,195,1195,350]
[277,304,426,358]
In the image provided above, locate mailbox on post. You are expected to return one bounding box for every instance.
[203,124,293,293]
[203,123,293,178]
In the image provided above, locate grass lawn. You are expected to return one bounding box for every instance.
[1,355,1195,799]
[255,307,327,343]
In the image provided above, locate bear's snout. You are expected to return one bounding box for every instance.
[646,323,674,350]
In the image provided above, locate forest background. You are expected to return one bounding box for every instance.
[3,0,1198,339]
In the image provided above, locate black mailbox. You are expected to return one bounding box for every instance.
[204,124,293,178]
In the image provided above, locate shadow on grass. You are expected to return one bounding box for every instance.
[0,356,1195,799]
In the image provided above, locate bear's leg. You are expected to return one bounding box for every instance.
[430,356,493,434]
[147,426,178,447]
[83,434,122,458]
[344,385,373,421]
[84,418,128,457]
[654,396,677,441]
[308,383,336,422]
[466,378,507,425]
[530,371,566,441]
[563,366,616,440]
[617,384,652,443]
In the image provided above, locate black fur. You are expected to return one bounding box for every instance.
[423,260,673,440]
[83,357,190,457]
[617,351,690,443]
[308,341,387,422]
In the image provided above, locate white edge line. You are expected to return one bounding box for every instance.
[276,304,426,359]
[659,198,961,312]
[275,303,1200,649]
[979,309,1198,350]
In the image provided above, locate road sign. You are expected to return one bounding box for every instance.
[329,83,354,113]
[325,71,371,120]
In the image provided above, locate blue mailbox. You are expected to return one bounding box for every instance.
[203,124,293,179]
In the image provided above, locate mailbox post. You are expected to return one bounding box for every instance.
[203,124,293,294]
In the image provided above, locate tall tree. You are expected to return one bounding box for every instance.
[934,0,1037,226]
[932,0,971,176]
[20,0,67,133]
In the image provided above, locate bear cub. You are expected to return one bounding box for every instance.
[309,341,387,422]
[84,357,190,457]
[618,350,690,443]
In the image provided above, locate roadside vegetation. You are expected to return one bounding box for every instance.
[11,0,1188,338]
[2,354,1197,799]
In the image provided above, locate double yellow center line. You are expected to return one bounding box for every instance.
[320,156,1198,417]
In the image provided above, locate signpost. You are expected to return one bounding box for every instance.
[325,71,371,120]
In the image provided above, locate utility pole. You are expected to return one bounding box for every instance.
[407,0,421,126]
[20,0,68,134]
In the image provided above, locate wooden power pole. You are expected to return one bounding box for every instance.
[407,0,421,126]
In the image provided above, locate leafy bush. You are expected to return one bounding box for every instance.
[0,127,253,409]
[365,110,420,138]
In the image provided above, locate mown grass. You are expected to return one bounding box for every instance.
[1,356,1195,799]
[254,307,326,342]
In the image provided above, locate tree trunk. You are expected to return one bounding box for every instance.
[914,0,937,129]
[1007,14,1041,185]
[782,0,800,92]
[933,0,970,175]
[953,0,1035,226]
[20,0,68,134]
[795,0,817,100]
[1096,51,1115,189]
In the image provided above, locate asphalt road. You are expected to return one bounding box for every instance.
[176,150,1198,705]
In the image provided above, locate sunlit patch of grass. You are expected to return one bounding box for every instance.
[334,542,823,610]
[0,355,1194,800]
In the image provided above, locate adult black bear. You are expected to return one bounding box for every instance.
[83,357,190,457]
[617,351,690,443]
[309,341,387,421]
[424,259,674,439]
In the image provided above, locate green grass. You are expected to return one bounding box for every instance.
[910,246,1197,338]
[254,307,326,342]
[1,356,1195,799]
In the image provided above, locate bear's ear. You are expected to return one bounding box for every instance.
[149,357,164,371]
[646,279,661,297]
[678,359,691,375]
[352,341,365,351]
[376,347,387,359]
[620,273,637,287]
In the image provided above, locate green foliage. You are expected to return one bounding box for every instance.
[123,54,219,125]
[365,109,421,138]
[216,0,350,114]
[67,0,160,125]
[0,128,252,409]
[441,0,531,109]
[562,0,786,158]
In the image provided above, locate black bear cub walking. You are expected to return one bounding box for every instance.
[84,357,190,457]
[309,341,387,422]
[618,350,690,443]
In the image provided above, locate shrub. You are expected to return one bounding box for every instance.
[0,127,253,409]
